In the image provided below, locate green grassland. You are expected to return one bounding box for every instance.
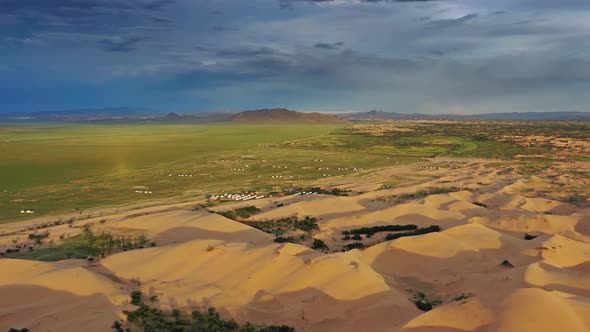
[1,123,403,223]
[0,124,328,221]
[281,127,537,159]
[11,235,103,261]
[0,121,559,224]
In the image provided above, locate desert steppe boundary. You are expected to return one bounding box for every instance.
[4,0,590,329]
[1,153,590,331]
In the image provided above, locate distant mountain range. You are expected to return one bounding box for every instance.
[339,110,590,121]
[1,108,589,123]
[229,108,346,123]
[0,107,151,121]
[0,108,347,124]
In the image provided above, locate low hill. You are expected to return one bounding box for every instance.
[340,110,590,121]
[467,111,590,120]
[230,108,347,123]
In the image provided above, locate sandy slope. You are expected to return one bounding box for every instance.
[247,196,366,220]
[538,235,590,267]
[1,159,589,331]
[525,262,590,293]
[313,202,467,244]
[492,288,590,332]
[99,209,272,245]
[402,299,494,331]
[102,240,388,302]
[101,239,415,330]
[0,259,129,332]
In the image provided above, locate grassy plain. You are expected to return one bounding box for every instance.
[0,124,347,222]
[2,120,590,332]
[1,120,570,224]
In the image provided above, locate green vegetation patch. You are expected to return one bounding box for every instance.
[311,239,328,251]
[385,225,441,241]
[377,187,465,204]
[0,123,359,224]
[273,236,298,244]
[114,291,294,332]
[10,225,150,261]
[342,242,365,251]
[412,291,443,312]
[242,216,318,236]
[218,206,261,220]
[452,293,472,302]
[342,224,418,237]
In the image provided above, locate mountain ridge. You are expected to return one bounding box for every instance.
[1,108,589,122]
[339,110,590,121]
[229,108,347,123]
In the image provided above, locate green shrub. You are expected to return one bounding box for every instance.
[28,231,50,241]
[115,296,295,332]
[130,290,143,306]
[274,236,297,243]
[219,206,261,220]
[342,224,417,236]
[385,225,441,241]
[302,187,351,196]
[414,300,433,311]
[293,216,318,232]
[111,320,124,332]
[500,259,514,268]
[342,242,364,251]
[412,291,442,312]
[311,239,328,250]
[452,293,471,302]
[241,216,318,236]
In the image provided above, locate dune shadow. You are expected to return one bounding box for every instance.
[368,237,540,307]
[0,284,122,332]
[529,262,590,297]
[573,215,590,236]
[234,286,417,332]
[152,226,271,245]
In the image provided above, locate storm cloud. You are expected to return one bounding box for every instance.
[1,0,589,113]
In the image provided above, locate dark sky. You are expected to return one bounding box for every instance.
[1,0,589,114]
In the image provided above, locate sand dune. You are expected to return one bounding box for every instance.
[1,158,589,331]
[470,213,581,236]
[521,197,577,215]
[370,232,479,259]
[448,191,476,202]
[98,239,424,330]
[0,285,125,332]
[525,262,590,294]
[101,210,272,245]
[493,288,590,332]
[102,240,390,305]
[316,202,466,240]
[247,196,366,220]
[538,235,590,267]
[363,228,501,294]
[402,298,494,331]
[0,259,127,304]
[0,259,129,332]
[363,224,508,268]
[423,194,458,209]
